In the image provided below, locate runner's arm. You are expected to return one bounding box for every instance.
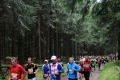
[34,64,39,74]
[73,65,80,72]
[24,64,28,73]
[42,65,44,74]
[58,64,64,73]
[20,66,27,80]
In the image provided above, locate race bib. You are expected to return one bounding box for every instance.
[11,73,17,79]
[69,69,74,74]
[84,64,90,68]
[44,74,48,77]
[28,68,33,74]
[51,69,58,74]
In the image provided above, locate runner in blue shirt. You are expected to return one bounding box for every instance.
[49,55,64,80]
[67,57,80,80]
[42,60,50,80]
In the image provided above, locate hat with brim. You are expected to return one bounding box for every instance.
[44,60,48,62]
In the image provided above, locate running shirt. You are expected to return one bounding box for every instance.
[88,58,92,64]
[42,64,49,78]
[57,62,64,67]
[67,63,80,79]
[92,58,97,66]
[83,61,91,72]
[49,63,64,80]
[97,58,101,64]
[25,63,38,79]
[50,63,59,75]
[9,64,26,80]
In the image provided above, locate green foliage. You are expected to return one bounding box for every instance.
[62,0,120,53]
[5,56,12,60]
[3,0,36,35]
[1,0,120,58]
[99,61,120,80]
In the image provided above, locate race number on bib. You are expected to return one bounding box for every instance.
[84,64,90,68]
[51,69,58,74]
[69,69,74,74]
[11,73,17,79]
[44,74,49,77]
[28,68,33,74]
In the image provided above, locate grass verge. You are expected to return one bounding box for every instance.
[99,61,120,80]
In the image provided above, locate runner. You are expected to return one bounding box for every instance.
[9,57,26,80]
[42,60,50,80]
[103,57,106,65]
[83,56,91,80]
[49,55,64,80]
[107,56,110,62]
[67,57,80,80]
[105,57,108,63]
[101,57,104,65]
[88,56,92,64]
[97,56,101,71]
[110,54,113,61]
[25,57,38,80]
[78,59,84,80]
[91,56,97,71]
[57,58,64,67]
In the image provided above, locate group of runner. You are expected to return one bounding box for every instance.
[9,56,64,80]
[39,55,105,80]
[9,57,38,80]
[9,55,110,80]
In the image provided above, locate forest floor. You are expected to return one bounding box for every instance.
[62,65,104,80]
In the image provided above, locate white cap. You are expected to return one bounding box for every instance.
[51,55,57,60]
[44,60,48,62]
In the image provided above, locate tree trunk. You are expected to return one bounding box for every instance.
[54,29,58,57]
[38,15,41,63]
[11,26,16,56]
[74,36,77,60]
[118,31,120,60]
[49,28,54,56]
[17,33,24,65]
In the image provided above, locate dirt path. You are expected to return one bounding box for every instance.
[62,65,104,80]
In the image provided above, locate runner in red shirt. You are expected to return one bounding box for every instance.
[97,56,101,71]
[9,57,26,80]
[83,56,91,80]
[78,59,84,80]
[88,56,92,64]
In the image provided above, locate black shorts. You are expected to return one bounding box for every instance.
[43,74,49,79]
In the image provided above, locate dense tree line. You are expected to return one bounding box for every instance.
[0,0,120,67]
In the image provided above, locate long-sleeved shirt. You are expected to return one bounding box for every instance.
[83,60,91,72]
[9,64,26,80]
[67,63,80,79]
